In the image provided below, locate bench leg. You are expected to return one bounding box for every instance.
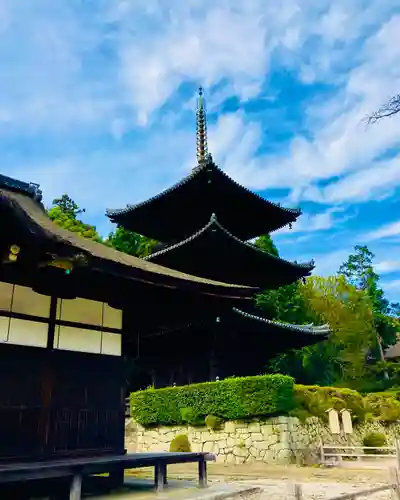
[163,463,168,485]
[154,463,166,492]
[109,467,125,488]
[69,474,82,500]
[198,460,207,488]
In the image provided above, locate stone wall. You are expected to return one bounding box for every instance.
[125,417,400,465]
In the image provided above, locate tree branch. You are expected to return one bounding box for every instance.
[367,94,400,124]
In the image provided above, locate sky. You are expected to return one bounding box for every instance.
[1,0,400,303]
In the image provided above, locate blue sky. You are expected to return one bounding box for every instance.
[1,0,400,302]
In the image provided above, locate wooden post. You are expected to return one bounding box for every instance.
[69,474,82,500]
[109,467,125,489]
[396,439,400,470]
[390,467,400,500]
[319,439,325,465]
[154,463,166,492]
[294,484,303,500]
[162,463,168,485]
[198,459,208,488]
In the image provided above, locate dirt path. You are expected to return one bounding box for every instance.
[128,462,392,484]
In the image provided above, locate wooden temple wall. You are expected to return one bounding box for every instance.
[0,280,126,462]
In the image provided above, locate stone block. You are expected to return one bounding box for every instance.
[202,442,214,453]
[251,433,264,441]
[245,437,252,448]
[227,437,235,447]
[248,422,261,433]
[233,446,248,457]
[191,442,202,453]
[261,424,273,435]
[201,431,212,441]
[226,454,235,464]
[249,446,259,458]
[253,441,270,450]
[225,421,236,433]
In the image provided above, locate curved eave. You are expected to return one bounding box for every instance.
[232,308,330,336]
[0,188,256,299]
[145,213,314,275]
[106,160,301,238]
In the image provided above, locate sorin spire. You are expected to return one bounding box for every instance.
[196,87,209,164]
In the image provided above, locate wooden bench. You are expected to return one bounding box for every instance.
[0,451,214,499]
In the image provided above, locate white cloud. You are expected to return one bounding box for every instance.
[364,220,400,241]
[1,0,400,236]
[276,207,349,235]
[383,279,400,291]
[375,261,400,274]
[214,11,400,205]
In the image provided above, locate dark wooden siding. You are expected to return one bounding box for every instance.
[0,344,125,462]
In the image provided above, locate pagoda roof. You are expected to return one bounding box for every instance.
[0,181,256,301]
[231,308,330,337]
[106,158,301,242]
[143,307,330,340]
[144,213,314,288]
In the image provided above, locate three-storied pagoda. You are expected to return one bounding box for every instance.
[107,88,329,387]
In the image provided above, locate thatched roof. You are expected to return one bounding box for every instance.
[0,186,256,299]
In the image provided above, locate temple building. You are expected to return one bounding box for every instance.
[0,173,253,464]
[107,88,330,387]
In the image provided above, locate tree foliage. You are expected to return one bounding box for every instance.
[265,244,398,390]
[47,194,102,241]
[105,226,157,258]
[338,245,397,350]
[253,234,279,256]
[47,193,157,258]
[268,275,376,387]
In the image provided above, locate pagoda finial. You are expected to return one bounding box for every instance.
[196,86,209,164]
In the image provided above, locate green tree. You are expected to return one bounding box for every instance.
[47,194,102,241]
[269,276,376,388]
[338,245,397,350]
[253,234,279,256]
[105,226,157,258]
[256,282,311,325]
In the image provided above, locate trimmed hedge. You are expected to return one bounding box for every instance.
[130,374,294,426]
[130,376,400,427]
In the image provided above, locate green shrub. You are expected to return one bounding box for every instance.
[292,385,367,423]
[364,393,400,424]
[363,432,387,454]
[180,407,203,426]
[131,374,294,426]
[169,434,191,453]
[205,415,222,430]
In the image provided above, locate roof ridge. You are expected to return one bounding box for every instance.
[145,212,314,271]
[106,160,301,225]
[232,308,330,335]
[0,174,43,202]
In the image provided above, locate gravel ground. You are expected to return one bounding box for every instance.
[239,479,395,500]
[125,463,399,500]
